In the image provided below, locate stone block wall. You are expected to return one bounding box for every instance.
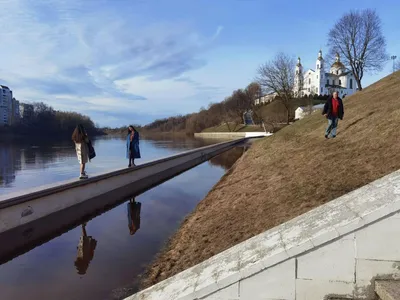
[128,171,400,300]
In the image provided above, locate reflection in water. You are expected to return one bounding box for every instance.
[127,198,141,236]
[74,223,97,275]
[0,144,20,186]
[208,145,249,170]
[0,140,76,189]
[0,137,246,300]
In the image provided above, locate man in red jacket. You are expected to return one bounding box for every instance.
[322,91,344,139]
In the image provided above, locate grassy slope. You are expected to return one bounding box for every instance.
[142,71,400,288]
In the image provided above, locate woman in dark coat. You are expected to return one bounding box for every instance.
[126,125,141,167]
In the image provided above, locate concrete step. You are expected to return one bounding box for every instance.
[375,280,400,300]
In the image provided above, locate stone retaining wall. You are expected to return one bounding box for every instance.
[127,170,400,300]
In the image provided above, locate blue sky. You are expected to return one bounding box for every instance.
[0,0,399,127]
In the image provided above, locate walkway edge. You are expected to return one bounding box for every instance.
[0,139,246,234]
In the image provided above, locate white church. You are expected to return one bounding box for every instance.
[294,50,358,98]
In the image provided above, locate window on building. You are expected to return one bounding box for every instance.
[336,70,339,74]
[350,78,353,89]
[321,87,323,93]
[309,78,311,84]
[317,64,319,69]
[332,80,335,85]
[339,80,342,85]
[308,88,310,92]
[327,79,329,85]
[316,87,318,93]
[317,75,319,79]
[296,70,298,75]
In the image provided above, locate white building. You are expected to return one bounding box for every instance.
[295,104,325,120]
[254,92,277,105]
[0,85,13,126]
[294,50,357,98]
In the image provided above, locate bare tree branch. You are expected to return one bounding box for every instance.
[327,9,388,91]
[395,60,400,72]
[256,52,295,124]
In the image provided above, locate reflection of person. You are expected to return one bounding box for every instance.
[126,125,141,167]
[72,124,90,179]
[74,223,97,275]
[127,198,141,235]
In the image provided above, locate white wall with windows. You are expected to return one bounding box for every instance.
[294,50,358,98]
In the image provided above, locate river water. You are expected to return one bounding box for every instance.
[0,136,246,300]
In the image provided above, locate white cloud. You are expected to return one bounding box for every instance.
[0,0,225,126]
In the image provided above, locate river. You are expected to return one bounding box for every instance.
[0,136,246,300]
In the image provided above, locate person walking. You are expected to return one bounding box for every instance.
[127,125,141,167]
[72,124,90,179]
[322,91,344,139]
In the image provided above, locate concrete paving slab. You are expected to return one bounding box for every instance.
[356,259,400,282]
[240,259,295,300]
[356,215,400,261]
[200,283,239,300]
[295,279,354,300]
[297,237,355,282]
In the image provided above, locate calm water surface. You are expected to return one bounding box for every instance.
[0,136,246,300]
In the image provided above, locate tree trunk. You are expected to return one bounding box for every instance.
[286,108,290,125]
[356,78,363,91]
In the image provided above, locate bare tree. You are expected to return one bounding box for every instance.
[221,97,240,132]
[306,86,316,115]
[256,52,295,124]
[327,9,388,91]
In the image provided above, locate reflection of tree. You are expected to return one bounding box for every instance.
[208,146,248,170]
[127,198,141,236]
[0,143,21,186]
[143,135,217,152]
[0,139,77,188]
[74,222,97,275]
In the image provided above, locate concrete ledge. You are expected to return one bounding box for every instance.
[127,170,400,300]
[194,132,272,139]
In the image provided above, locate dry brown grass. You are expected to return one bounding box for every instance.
[141,71,400,289]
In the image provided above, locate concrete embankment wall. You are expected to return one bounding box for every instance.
[127,170,400,300]
[194,132,273,139]
[0,139,245,262]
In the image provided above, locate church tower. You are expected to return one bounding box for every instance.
[315,50,325,95]
[294,57,304,97]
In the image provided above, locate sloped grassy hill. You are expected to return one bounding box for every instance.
[142,71,400,288]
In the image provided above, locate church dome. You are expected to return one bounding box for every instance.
[331,61,345,69]
[331,52,345,69]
